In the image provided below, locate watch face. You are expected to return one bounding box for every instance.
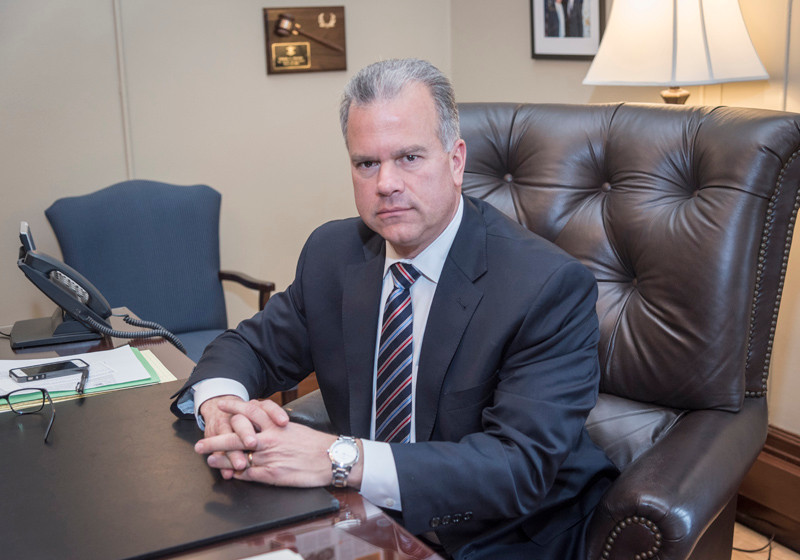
[331,440,358,465]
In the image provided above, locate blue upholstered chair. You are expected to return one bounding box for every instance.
[45,179,276,367]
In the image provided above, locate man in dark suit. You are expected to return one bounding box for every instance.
[545,0,584,37]
[172,58,616,559]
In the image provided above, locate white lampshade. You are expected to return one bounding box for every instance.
[584,0,768,88]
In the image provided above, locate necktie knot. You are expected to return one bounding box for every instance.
[390,263,421,291]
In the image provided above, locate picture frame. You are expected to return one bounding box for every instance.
[264,6,347,74]
[531,0,605,60]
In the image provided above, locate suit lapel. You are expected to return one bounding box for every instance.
[415,197,487,442]
[342,231,384,438]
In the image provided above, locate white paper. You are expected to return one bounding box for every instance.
[0,345,152,395]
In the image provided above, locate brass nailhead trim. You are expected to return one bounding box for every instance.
[602,515,662,559]
[746,147,800,398]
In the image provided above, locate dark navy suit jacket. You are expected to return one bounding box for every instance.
[173,196,617,558]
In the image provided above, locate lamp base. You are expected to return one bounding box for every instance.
[660,87,690,104]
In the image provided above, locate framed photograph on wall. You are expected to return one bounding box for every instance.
[531,0,605,60]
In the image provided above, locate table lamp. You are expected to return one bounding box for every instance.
[583,0,768,104]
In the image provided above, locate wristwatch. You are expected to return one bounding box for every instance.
[328,436,359,487]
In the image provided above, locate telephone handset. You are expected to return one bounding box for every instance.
[11,222,185,353]
[17,221,113,333]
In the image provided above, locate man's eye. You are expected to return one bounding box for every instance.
[404,155,418,162]
[357,161,377,169]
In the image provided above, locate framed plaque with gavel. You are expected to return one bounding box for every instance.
[264,6,346,74]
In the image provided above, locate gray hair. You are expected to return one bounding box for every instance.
[339,58,460,150]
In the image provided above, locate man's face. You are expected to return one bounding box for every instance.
[346,82,466,259]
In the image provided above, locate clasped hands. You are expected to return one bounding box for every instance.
[194,396,362,488]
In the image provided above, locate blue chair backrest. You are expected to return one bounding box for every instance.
[45,180,227,334]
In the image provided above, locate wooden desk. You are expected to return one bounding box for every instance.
[163,487,439,560]
[1,310,441,560]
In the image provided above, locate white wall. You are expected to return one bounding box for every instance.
[0,1,129,320]
[450,0,657,104]
[0,0,451,327]
[2,0,799,433]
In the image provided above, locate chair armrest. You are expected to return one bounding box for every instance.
[586,397,767,560]
[218,270,276,309]
[282,389,333,433]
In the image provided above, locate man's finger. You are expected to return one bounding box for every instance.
[217,398,290,428]
[230,413,259,449]
[255,398,290,427]
[195,431,247,454]
[207,449,254,474]
[205,449,249,473]
[215,399,275,431]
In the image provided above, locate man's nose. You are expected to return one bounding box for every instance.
[376,164,402,195]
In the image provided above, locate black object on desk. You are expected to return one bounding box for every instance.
[0,382,339,559]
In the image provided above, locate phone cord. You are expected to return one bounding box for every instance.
[83,314,187,355]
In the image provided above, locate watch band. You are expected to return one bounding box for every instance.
[332,464,351,488]
[329,435,358,488]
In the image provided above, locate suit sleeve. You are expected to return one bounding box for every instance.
[170,237,316,412]
[391,260,603,535]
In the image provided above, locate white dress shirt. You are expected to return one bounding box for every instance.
[181,196,465,512]
[554,1,566,37]
[361,195,464,510]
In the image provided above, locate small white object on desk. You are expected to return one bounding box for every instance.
[242,550,305,560]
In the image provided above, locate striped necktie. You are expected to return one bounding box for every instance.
[376,262,421,443]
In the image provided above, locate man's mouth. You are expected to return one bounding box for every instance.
[377,207,410,218]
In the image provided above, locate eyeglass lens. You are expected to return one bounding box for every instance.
[5,388,46,413]
[2,388,54,442]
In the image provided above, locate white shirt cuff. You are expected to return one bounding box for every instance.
[182,378,250,431]
[359,439,402,511]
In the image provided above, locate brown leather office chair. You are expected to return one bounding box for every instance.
[286,102,800,558]
[457,102,800,559]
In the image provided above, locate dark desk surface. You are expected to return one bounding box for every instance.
[0,381,341,560]
[1,310,441,560]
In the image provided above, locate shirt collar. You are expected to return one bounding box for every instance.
[384,195,464,284]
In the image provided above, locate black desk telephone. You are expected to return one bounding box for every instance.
[10,222,185,353]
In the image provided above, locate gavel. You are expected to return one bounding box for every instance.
[274,13,345,53]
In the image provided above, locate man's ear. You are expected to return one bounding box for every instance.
[450,139,467,188]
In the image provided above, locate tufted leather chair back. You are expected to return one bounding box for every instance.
[459,102,800,414]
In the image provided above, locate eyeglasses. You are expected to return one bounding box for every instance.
[1,388,55,443]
